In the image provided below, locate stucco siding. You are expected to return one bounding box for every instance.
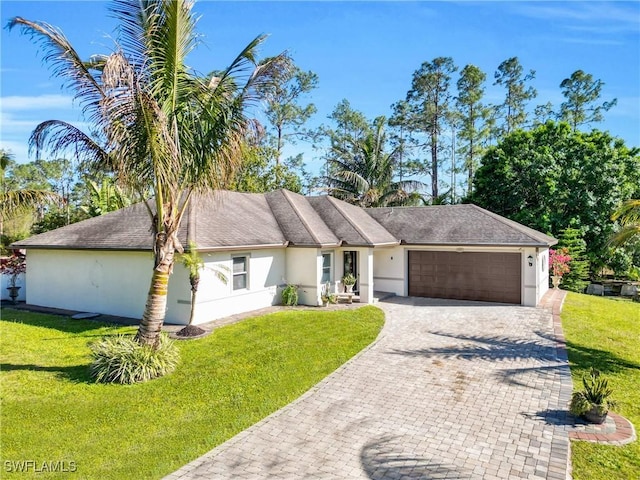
[188,249,285,325]
[23,249,190,320]
[373,246,405,296]
[285,248,323,306]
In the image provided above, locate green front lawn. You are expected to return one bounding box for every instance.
[1,306,384,479]
[561,292,640,480]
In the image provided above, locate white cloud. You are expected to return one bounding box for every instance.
[0,94,72,111]
[514,2,639,30]
[512,2,640,41]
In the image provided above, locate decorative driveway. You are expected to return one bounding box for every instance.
[165,294,573,480]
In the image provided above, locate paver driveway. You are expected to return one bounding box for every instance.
[166,296,572,480]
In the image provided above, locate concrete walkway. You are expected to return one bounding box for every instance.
[165,294,573,480]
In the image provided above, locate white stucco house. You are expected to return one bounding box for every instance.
[11,189,556,325]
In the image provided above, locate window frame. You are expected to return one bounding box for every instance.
[232,255,249,291]
[321,251,333,284]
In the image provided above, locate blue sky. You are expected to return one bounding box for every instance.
[1,1,639,178]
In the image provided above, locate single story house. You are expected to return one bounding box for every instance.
[12,189,556,325]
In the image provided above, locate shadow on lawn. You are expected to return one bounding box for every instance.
[535,329,640,374]
[0,362,92,383]
[0,309,132,335]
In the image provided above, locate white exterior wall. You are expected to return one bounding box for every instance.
[373,246,405,296]
[23,248,286,326]
[285,247,323,306]
[23,249,190,322]
[188,249,285,325]
[536,248,551,304]
[374,245,549,307]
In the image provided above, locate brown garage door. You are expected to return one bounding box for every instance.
[408,251,522,304]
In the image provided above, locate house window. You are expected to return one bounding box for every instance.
[232,256,248,291]
[321,252,332,284]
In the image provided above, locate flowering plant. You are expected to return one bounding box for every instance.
[549,248,571,278]
[0,251,26,288]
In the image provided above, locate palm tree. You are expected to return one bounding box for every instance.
[611,199,640,246]
[1,149,60,241]
[327,117,425,207]
[179,241,227,328]
[9,0,285,346]
[180,242,204,326]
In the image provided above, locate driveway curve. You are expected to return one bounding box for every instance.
[166,296,572,480]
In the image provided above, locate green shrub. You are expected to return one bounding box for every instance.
[281,284,298,306]
[90,334,179,384]
[569,368,615,417]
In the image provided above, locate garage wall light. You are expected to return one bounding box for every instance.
[527,255,534,267]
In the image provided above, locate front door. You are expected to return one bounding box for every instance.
[343,251,358,293]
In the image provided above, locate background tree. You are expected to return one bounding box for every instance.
[80,178,132,217]
[317,99,370,190]
[493,57,537,136]
[405,57,457,201]
[470,121,640,271]
[327,116,424,207]
[532,102,555,127]
[10,0,285,347]
[0,150,60,247]
[455,64,490,196]
[256,54,318,165]
[388,100,413,182]
[559,70,617,131]
[557,228,590,292]
[231,143,302,193]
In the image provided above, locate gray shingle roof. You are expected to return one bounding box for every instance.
[367,204,557,247]
[188,191,287,250]
[307,196,398,247]
[12,191,555,251]
[265,190,340,247]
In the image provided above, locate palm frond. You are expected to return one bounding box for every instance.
[7,17,105,119]
[1,189,61,219]
[28,120,110,169]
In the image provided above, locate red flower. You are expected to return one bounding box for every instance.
[549,248,571,277]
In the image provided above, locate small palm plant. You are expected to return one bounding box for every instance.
[569,368,615,424]
[281,284,298,306]
[177,242,227,337]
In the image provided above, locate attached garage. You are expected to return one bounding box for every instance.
[368,204,558,307]
[408,250,521,304]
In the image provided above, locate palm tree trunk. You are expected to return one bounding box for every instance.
[188,289,196,325]
[135,233,177,347]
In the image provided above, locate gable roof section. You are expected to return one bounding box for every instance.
[265,190,340,247]
[307,196,398,247]
[367,204,556,247]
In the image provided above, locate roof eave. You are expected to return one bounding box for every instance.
[400,241,557,248]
